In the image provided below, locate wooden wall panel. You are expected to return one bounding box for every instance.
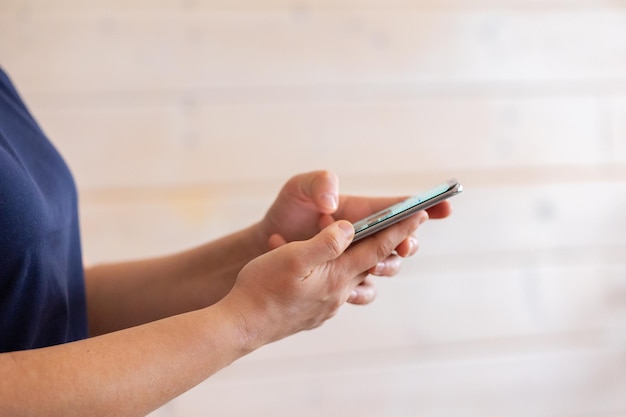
[3,0,625,12]
[165,347,626,417]
[1,2,625,417]
[79,182,626,261]
[2,10,626,95]
[613,98,626,163]
[242,264,626,359]
[80,180,626,363]
[30,96,608,189]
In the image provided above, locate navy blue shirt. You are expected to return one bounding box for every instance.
[0,68,88,352]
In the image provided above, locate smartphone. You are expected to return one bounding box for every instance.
[351,178,462,244]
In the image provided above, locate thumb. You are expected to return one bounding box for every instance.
[300,220,354,266]
[288,170,339,213]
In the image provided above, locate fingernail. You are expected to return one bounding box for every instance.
[320,193,338,211]
[409,237,418,254]
[373,262,385,275]
[349,289,359,302]
[338,221,354,239]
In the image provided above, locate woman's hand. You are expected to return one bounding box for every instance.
[255,170,452,304]
[222,213,425,349]
[260,170,451,245]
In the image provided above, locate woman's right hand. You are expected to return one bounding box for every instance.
[221,210,424,351]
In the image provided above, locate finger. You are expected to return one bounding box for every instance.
[338,193,454,224]
[347,276,377,305]
[392,211,426,257]
[426,200,452,219]
[299,220,354,267]
[397,210,428,237]
[343,213,423,278]
[369,254,403,276]
[317,213,336,230]
[294,170,339,214]
[267,233,288,250]
[336,195,409,222]
[394,236,419,258]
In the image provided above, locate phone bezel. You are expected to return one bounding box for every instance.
[351,179,462,244]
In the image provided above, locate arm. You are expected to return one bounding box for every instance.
[85,171,452,336]
[1,303,246,417]
[1,216,422,417]
[85,223,268,336]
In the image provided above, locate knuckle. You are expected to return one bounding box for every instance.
[328,276,343,294]
[285,250,309,275]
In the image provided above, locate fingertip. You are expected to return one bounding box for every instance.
[347,285,377,305]
[369,255,403,275]
[319,192,338,213]
[312,170,339,213]
[336,220,354,240]
[398,236,419,257]
[427,200,452,219]
[370,261,386,275]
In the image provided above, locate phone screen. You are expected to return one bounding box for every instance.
[352,179,461,243]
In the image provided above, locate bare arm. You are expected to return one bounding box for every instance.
[1,216,423,417]
[1,304,246,417]
[85,223,267,336]
[85,171,451,337]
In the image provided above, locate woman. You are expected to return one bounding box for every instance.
[0,67,451,416]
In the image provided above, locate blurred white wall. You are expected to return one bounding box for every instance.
[1,1,625,416]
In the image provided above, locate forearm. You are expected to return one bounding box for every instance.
[86,223,268,336]
[0,213,423,417]
[0,303,253,417]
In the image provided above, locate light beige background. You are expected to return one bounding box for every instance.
[1,1,626,416]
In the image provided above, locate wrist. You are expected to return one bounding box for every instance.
[215,292,270,355]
